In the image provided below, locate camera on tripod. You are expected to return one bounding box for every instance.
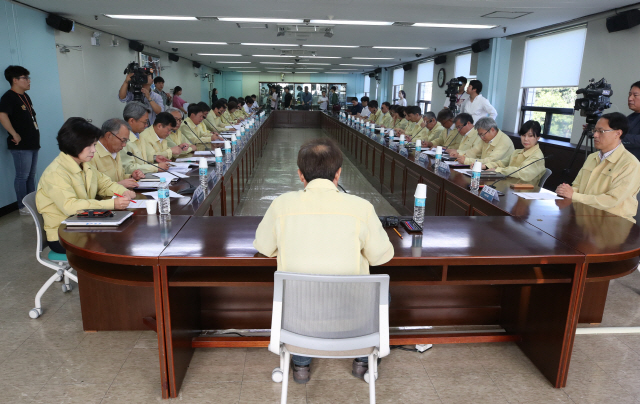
[124,62,154,102]
[574,78,613,125]
[445,77,464,112]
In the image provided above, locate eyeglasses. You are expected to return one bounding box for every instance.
[593,129,615,135]
[18,76,31,81]
[478,129,491,138]
[175,118,183,124]
[111,132,129,145]
[137,118,151,126]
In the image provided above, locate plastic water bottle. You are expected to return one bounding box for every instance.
[370,123,375,138]
[158,178,171,215]
[199,157,208,189]
[413,183,427,228]
[434,146,443,170]
[399,135,408,158]
[231,135,237,158]
[470,161,482,193]
[224,140,232,164]
[215,148,223,175]
[415,140,422,154]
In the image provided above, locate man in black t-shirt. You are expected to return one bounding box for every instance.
[0,65,40,215]
[283,87,293,109]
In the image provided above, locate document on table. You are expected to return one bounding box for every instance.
[513,191,563,200]
[142,190,187,199]
[151,172,188,180]
[176,157,215,163]
[134,182,161,189]
[111,196,149,208]
[194,151,218,157]
[211,140,226,144]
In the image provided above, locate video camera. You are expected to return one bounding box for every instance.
[124,62,154,102]
[574,78,612,125]
[445,77,464,112]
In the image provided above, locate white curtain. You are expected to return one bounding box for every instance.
[417,61,434,82]
[393,68,404,85]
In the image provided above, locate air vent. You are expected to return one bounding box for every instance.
[392,22,414,27]
[481,11,532,19]
[236,23,268,29]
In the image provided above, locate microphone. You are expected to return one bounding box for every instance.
[125,152,183,180]
[444,129,461,150]
[184,125,216,158]
[488,155,553,188]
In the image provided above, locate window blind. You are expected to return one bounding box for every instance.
[393,68,404,85]
[417,61,434,82]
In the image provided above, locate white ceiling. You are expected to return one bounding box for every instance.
[17,0,639,74]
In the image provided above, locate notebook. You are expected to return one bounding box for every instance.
[62,211,134,227]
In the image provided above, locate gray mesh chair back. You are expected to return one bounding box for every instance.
[539,168,552,189]
[22,192,46,255]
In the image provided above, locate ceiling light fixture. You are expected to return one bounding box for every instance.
[372,46,428,50]
[310,19,393,26]
[239,71,261,73]
[302,45,359,48]
[216,61,251,63]
[260,62,295,64]
[352,57,394,60]
[167,41,227,45]
[105,15,197,20]
[310,56,341,59]
[218,17,304,24]
[253,55,297,58]
[297,63,331,65]
[241,43,299,47]
[412,22,496,29]
[332,68,358,70]
[197,53,242,56]
[339,64,373,66]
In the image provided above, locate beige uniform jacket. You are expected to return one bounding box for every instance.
[232,110,245,121]
[432,128,462,150]
[253,179,394,275]
[368,109,381,124]
[121,131,158,174]
[571,145,640,223]
[222,110,235,125]
[461,130,514,167]
[376,112,393,128]
[139,126,174,160]
[206,113,227,132]
[202,117,215,133]
[405,119,424,140]
[492,144,546,183]
[181,117,210,150]
[457,129,481,154]
[391,118,409,131]
[425,122,445,143]
[36,152,128,242]
[88,141,129,182]
[167,130,194,156]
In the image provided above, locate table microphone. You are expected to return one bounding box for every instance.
[488,155,553,188]
[444,129,461,150]
[184,126,216,158]
[125,152,183,181]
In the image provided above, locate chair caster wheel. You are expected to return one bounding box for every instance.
[62,284,72,293]
[55,275,63,282]
[272,368,283,383]
[364,370,378,384]
[29,308,42,319]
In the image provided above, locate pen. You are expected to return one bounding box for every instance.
[114,193,136,203]
[393,228,403,239]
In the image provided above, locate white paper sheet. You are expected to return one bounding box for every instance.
[513,191,563,200]
[142,190,187,199]
[176,157,215,163]
[111,196,149,208]
[194,151,218,157]
[135,182,161,188]
[151,171,188,180]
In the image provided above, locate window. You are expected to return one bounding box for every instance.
[392,68,404,104]
[364,75,370,97]
[416,61,434,114]
[520,27,587,140]
[454,53,476,84]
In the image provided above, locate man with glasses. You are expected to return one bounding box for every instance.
[431,109,462,150]
[206,100,230,133]
[557,112,640,223]
[121,101,170,175]
[0,66,40,215]
[419,111,444,146]
[445,113,479,156]
[89,118,143,188]
[166,107,196,156]
[450,117,513,166]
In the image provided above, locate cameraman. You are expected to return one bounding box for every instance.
[444,77,469,110]
[118,72,163,125]
[153,76,172,107]
[622,81,640,161]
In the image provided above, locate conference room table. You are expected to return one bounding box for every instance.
[59,110,640,398]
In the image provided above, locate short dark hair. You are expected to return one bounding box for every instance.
[4,65,29,85]
[469,80,483,94]
[331,86,337,91]
[437,108,455,122]
[458,77,468,85]
[228,101,238,111]
[351,97,359,103]
[297,138,343,183]
[197,102,211,112]
[519,120,542,137]
[369,100,379,109]
[601,112,629,139]
[228,96,238,103]
[153,76,165,84]
[396,106,406,118]
[213,100,226,110]
[219,98,228,105]
[154,112,177,127]
[187,103,202,117]
[406,106,422,115]
[361,96,370,103]
[57,117,102,157]
[173,86,182,95]
[454,112,474,127]
[251,94,257,98]
[631,82,640,91]
[382,102,391,109]
[245,96,254,104]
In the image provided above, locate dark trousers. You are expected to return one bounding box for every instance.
[48,240,66,254]
[9,149,38,209]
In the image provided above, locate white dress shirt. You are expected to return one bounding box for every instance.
[244,103,252,115]
[460,94,498,123]
[395,98,407,107]
[360,105,371,118]
[444,92,470,109]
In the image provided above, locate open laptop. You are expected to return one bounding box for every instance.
[62,211,134,227]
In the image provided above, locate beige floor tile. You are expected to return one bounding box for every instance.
[573,334,640,362]
[133,338,158,349]
[101,383,165,404]
[0,383,43,402]
[563,371,638,404]
[121,347,161,369]
[358,376,441,404]
[32,383,108,404]
[421,345,487,377]
[190,347,247,368]
[0,347,71,385]
[489,372,573,403]
[111,366,163,386]
[306,379,368,404]
[76,331,142,351]
[429,372,509,404]
[48,349,130,385]
[308,358,354,381]
[240,380,306,404]
[20,328,87,351]
[182,362,246,384]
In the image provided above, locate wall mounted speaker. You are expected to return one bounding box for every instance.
[128,41,144,52]
[434,55,447,65]
[374,67,382,74]
[606,9,640,33]
[472,39,490,53]
[192,61,201,69]
[46,14,73,33]
[168,53,179,62]
[369,73,375,78]
[402,64,412,71]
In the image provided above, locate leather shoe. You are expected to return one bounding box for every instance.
[292,364,310,384]
[352,358,381,379]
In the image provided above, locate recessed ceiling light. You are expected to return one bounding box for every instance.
[252,55,297,58]
[228,66,254,68]
[352,57,395,60]
[297,63,331,65]
[260,62,295,64]
[412,22,496,29]
[310,56,341,59]
[372,46,428,50]
[332,68,358,70]
[167,41,227,45]
[105,15,197,20]
[325,72,348,74]
[267,71,287,73]
[238,71,261,73]
[310,19,393,26]
[297,68,324,69]
[217,61,251,63]
[302,45,359,48]
[339,64,373,66]
[241,43,299,47]
[218,18,305,24]
[197,53,242,56]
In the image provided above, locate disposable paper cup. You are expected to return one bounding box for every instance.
[436,146,442,154]
[146,199,157,215]
[472,161,483,172]
[214,148,223,157]
[416,140,422,148]
[415,183,427,198]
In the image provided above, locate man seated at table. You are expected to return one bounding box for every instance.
[181,104,219,150]
[430,109,462,150]
[121,102,170,175]
[366,100,381,124]
[206,100,230,133]
[556,112,640,223]
[253,137,394,384]
[165,107,197,156]
[389,106,409,131]
[222,98,241,124]
[139,111,186,161]
[228,101,245,122]
[89,118,144,188]
[36,118,135,254]
[350,97,363,116]
[417,112,442,145]
[244,96,256,116]
[449,117,514,167]
[376,102,393,128]
[443,113,478,155]
[396,106,424,141]
[197,102,225,142]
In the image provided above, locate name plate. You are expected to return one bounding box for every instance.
[191,186,206,211]
[479,186,499,202]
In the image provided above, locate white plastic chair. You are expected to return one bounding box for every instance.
[539,168,552,189]
[269,272,390,404]
[22,192,78,319]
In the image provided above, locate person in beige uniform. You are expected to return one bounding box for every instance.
[484,120,546,183]
[254,137,394,384]
[376,102,393,128]
[431,109,462,150]
[445,113,479,154]
[450,117,514,166]
[417,112,442,145]
[90,118,144,188]
[120,102,170,175]
[165,107,197,156]
[181,104,218,150]
[206,100,229,133]
[366,100,381,124]
[557,112,640,223]
[36,118,134,253]
[398,106,425,141]
[139,112,185,161]
[389,106,409,131]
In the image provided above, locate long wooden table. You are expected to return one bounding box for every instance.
[59,111,640,398]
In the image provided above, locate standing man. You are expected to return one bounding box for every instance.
[153,76,172,107]
[283,87,293,109]
[443,77,469,110]
[118,71,164,125]
[0,66,39,215]
[622,81,640,161]
[460,80,497,124]
[301,86,313,110]
[329,86,340,112]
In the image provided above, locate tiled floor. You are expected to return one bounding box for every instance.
[1,128,640,403]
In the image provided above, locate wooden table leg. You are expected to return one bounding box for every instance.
[152,265,171,399]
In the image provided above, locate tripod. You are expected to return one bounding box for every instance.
[562,120,596,181]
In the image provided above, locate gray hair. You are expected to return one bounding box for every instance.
[100,118,130,137]
[423,111,437,121]
[165,106,183,118]
[123,101,151,121]
[474,117,499,132]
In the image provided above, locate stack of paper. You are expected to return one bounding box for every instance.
[513,191,563,200]
[142,190,187,199]
[151,172,188,180]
